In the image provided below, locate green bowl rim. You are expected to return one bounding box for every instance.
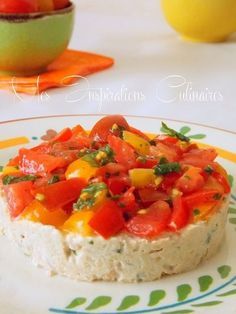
[0,2,74,21]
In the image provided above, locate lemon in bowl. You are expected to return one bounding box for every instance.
[161,0,236,42]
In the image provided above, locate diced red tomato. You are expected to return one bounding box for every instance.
[89,200,125,239]
[32,178,86,210]
[4,181,34,218]
[7,155,20,167]
[181,148,217,168]
[0,0,38,13]
[51,150,79,166]
[155,134,179,145]
[212,172,231,194]
[95,163,127,181]
[19,148,65,177]
[107,174,131,195]
[52,139,90,152]
[150,142,180,162]
[175,167,205,194]
[107,135,137,169]
[33,176,51,189]
[31,143,51,154]
[138,188,168,205]
[90,115,130,143]
[169,196,189,231]
[50,141,86,165]
[33,172,65,189]
[161,172,182,192]
[135,157,158,169]
[126,200,171,238]
[182,143,198,153]
[71,124,87,137]
[62,201,74,215]
[50,128,73,143]
[183,189,222,209]
[116,187,138,215]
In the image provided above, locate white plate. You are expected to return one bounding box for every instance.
[0,115,235,314]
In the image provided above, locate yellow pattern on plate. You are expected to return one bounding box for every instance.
[0,137,29,150]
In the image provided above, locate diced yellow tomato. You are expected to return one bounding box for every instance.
[129,168,157,188]
[20,200,69,228]
[123,131,150,155]
[65,159,98,181]
[62,211,95,236]
[37,0,54,11]
[203,175,224,194]
[2,166,20,175]
[193,201,218,222]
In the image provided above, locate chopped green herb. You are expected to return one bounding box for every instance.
[77,149,94,158]
[82,145,114,167]
[74,182,107,210]
[82,152,99,167]
[118,202,125,208]
[193,209,200,216]
[228,174,234,188]
[48,175,60,185]
[159,157,168,164]
[0,166,4,172]
[89,240,94,245]
[161,122,190,142]
[100,145,114,165]
[204,165,214,174]
[2,174,37,185]
[184,175,191,180]
[213,193,222,200]
[149,139,156,146]
[111,194,122,200]
[154,162,181,175]
[206,233,212,244]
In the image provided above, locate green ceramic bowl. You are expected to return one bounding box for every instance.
[0,3,75,76]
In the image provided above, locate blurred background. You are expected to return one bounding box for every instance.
[0,0,235,132]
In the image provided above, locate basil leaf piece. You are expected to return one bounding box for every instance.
[74,182,108,210]
[2,174,37,185]
[82,145,114,167]
[204,165,214,174]
[161,122,190,142]
[154,162,181,175]
[48,175,60,185]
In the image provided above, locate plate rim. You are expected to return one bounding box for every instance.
[0,114,235,136]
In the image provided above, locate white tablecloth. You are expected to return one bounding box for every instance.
[0,0,235,132]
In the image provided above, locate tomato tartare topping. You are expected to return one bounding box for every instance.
[0,116,231,239]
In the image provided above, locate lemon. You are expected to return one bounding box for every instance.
[161,0,236,42]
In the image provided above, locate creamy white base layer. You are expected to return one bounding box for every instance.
[0,191,229,282]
